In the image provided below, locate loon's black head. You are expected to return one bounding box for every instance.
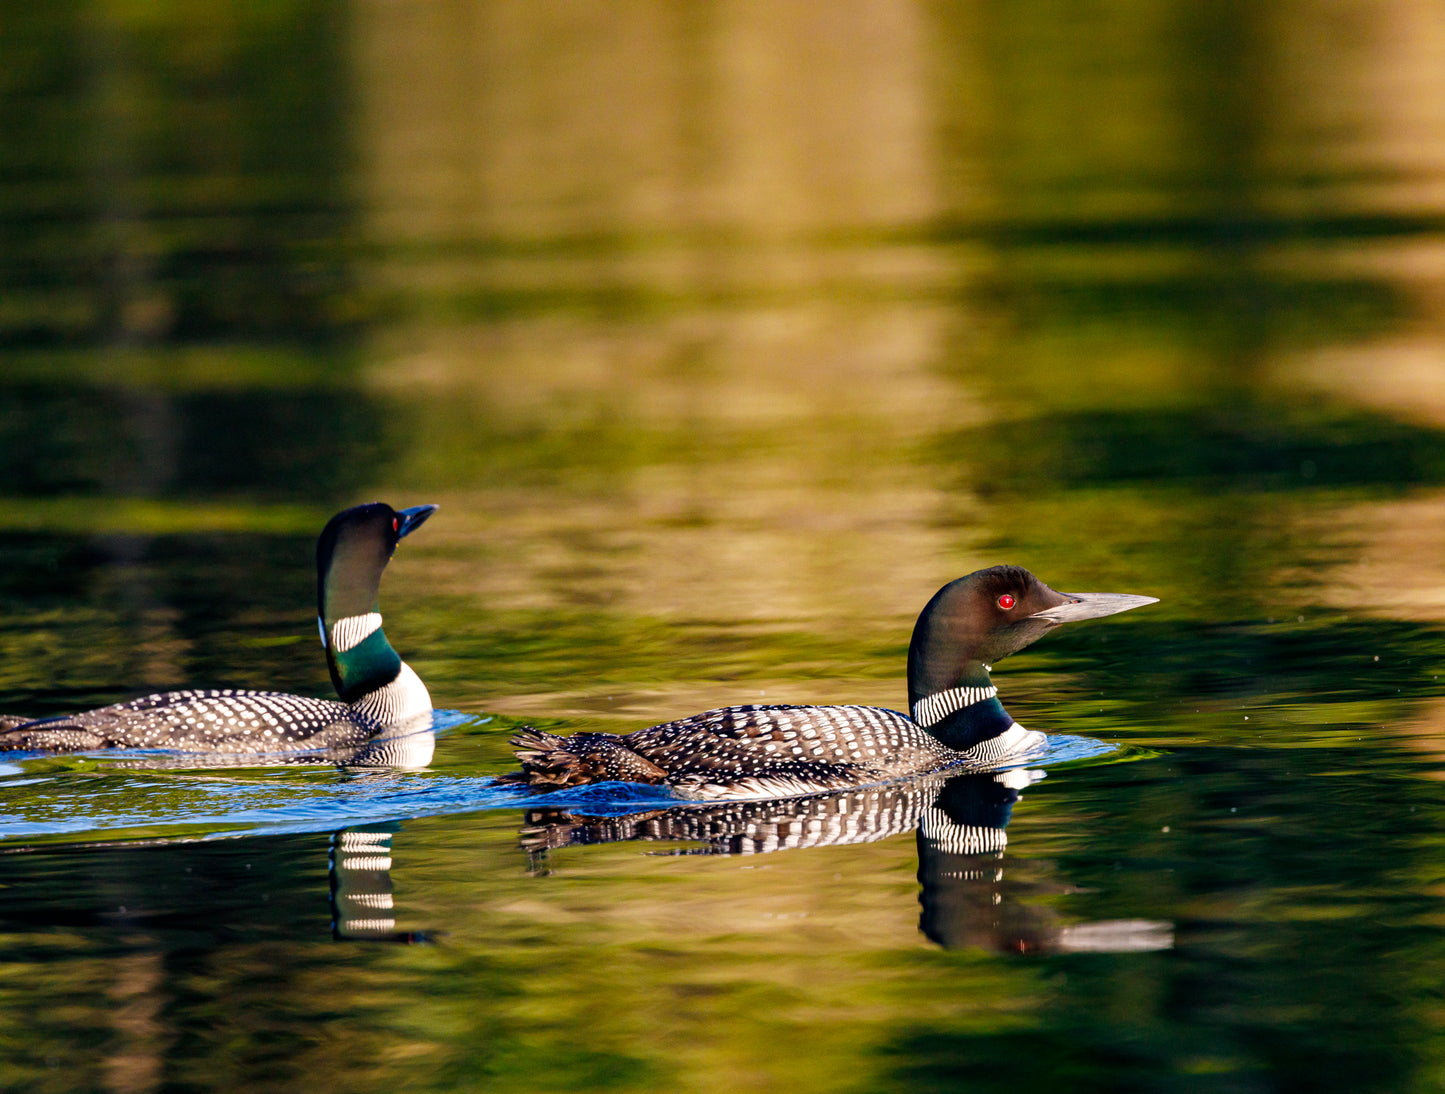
[317,503,435,623]
[317,502,436,704]
[907,565,1156,734]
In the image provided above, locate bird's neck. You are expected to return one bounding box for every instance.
[910,662,1016,751]
[322,611,404,706]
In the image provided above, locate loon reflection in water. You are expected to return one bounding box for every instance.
[520,770,1173,955]
[312,769,1179,952]
[0,502,437,762]
[330,827,431,943]
[0,766,1169,953]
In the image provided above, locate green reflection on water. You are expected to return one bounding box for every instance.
[6,0,1445,1091]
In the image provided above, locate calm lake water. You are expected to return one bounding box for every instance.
[6,3,1445,1092]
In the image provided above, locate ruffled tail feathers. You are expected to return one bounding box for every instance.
[503,728,667,789]
[0,714,106,751]
[505,728,579,789]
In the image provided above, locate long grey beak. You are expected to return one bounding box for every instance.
[1030,592,1158,624]
[396,504,438,539]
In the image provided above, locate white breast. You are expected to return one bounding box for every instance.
[349,661,432,724]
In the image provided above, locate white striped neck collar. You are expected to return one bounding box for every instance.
[350,661,432,725]
[321,612,383,653]
[321,611,405,705]
[912,683,999,728]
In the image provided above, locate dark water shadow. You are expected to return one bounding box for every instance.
[945,401,1445,495]
[0,822,425,947]
[1031,615,1445,717]
[0,382,403,501]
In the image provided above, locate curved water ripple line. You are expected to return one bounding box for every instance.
[0,714,1127,844]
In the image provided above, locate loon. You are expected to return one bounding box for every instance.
[507,565,1155,800]
[0,502,437,755]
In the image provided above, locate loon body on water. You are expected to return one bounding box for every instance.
[508,566,1156,800]
[0,502,436,756]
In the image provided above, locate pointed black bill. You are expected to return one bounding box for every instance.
[395,504,438,540]
[1029,591,1158,624]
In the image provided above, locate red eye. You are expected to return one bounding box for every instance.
[997,594,1016,610]
[392,517,399,532]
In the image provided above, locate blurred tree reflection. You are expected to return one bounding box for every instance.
[1,0,352,350]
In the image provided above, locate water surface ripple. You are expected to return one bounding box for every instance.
[0,712,1123,845]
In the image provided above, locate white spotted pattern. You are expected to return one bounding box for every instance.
[515,700,1051,802]
[515,699,1051,801]
[0,663,432,756]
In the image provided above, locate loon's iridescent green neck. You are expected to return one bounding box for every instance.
[316,502,436,704]
[322,614,403,703]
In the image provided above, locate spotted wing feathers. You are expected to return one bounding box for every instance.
[509,704,960,800]
[0,689,380,754]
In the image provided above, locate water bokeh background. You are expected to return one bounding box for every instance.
[5,4,1445,1091]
